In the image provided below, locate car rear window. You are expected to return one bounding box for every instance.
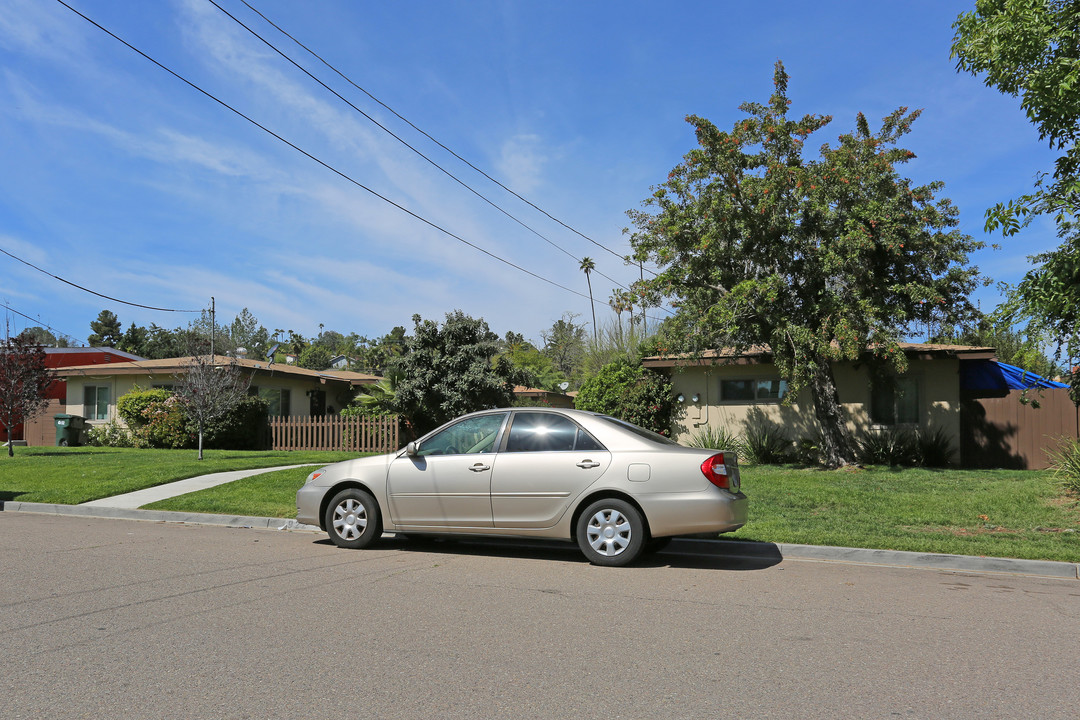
[597,416,679,446]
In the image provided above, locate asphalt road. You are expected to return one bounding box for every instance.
[3,513,1078,720]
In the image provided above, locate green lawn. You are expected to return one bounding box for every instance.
[725,465,1080,563]
[0,446,359,505]
[4,448,1078,563]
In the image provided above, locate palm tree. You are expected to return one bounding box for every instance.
[580,257,597,340]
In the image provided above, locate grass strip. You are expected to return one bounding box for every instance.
[0,446,358,505]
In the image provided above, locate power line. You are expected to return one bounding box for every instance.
[206,0,633,294]
[55,0,652,317]
[238,0,653,274]
[0,245,202,313]
[0,301,76,342]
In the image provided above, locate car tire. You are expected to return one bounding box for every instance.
[576,498,645,567]
[324,488,381,549]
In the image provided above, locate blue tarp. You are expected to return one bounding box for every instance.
[959,360,1068,391]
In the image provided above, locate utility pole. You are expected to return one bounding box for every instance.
[210,296,215,358]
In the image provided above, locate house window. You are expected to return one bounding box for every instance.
[719,378,789,402]
[871,377,919,425]
[256,387,291,416]
[83,385,109,420]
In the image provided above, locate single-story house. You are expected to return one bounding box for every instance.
[513,386,576,409]
[54,355,381,430]
[5,346,144,447]
[642,343,1002,465]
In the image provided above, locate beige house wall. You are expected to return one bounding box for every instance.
[667,357,962,461]
[65,373,357,429]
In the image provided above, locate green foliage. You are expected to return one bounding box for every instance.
[683,424,742,452]
[624,61,984,466]
[116,387,174,426]
[541,312,587,385]
[953,2,1080,375]
[1047,436,1080,493]
[858,428,920,467]
[741,420,793,465]
[574,358,675,436]
[390,311,531,437]
[953,1,1080,230]
[88,310,122,347]
[200,395,269,451]
[116,388,192,449]
[85,420,134,448]
[917,425,956,468]
[298,344,334,370]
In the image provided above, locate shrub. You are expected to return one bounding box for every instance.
[86,420,133,448]
[574,359,675,436]
[684,425,742,452]
[199,395,269,450]
[858,428,919,466]
[116,387,173,427]
[794,435,822,466]
[1047,436,1080,493]
[742,420,792,464]
[916,426,955,468]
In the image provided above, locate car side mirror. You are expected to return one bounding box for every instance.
[405,441,418,457]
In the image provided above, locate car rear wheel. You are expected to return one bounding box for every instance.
[576,498,645,567]
[324,488,381,549]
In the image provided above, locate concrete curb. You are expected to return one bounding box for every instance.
[671,538,1080,580]
[3,502,1077,580]
[2,501,321,532]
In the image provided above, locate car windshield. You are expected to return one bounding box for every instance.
[597,415,679,446]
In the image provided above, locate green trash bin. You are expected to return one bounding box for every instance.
[54,414,85,447]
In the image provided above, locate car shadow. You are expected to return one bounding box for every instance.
[315,534,782,571]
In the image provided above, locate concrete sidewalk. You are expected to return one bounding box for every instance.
[79,464,319,509]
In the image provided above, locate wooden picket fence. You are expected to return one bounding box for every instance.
[269,414,399,453]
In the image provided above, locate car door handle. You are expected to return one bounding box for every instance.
[576,460,600,469]
[469,463,491,472]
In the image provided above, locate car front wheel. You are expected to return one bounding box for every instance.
[576,498,645,567]
[324,488,381,549]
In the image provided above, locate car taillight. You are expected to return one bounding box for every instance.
[701,453,730,489]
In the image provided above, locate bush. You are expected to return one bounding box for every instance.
[742,420,792,464]
[916,426,955,468]
[116,388,192,449]
[684,425,742,452]
[199,395,269,450]
[858,428,919,466]
[86,420,134,448]
[574,359,675,436]
[1047,436,1080,493]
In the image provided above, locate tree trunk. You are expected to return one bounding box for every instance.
[807,358,858,468]
[197,422,204,461]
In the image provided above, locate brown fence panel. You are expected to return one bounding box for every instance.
[19,399,66,447]
[270,415,399,453]
[960,388,1079,469]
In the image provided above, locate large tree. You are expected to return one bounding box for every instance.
[0,328,53,457]
[390,311,531,437]
[952,1,1080,386]
[88,310,123,347]
[623,62,984,467]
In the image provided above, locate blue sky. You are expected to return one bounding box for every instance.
[0,0,1060,347]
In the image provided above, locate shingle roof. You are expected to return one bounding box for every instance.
[52,355,381,386]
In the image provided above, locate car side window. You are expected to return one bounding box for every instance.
[417,413,507,456]
[505,412,603,453]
